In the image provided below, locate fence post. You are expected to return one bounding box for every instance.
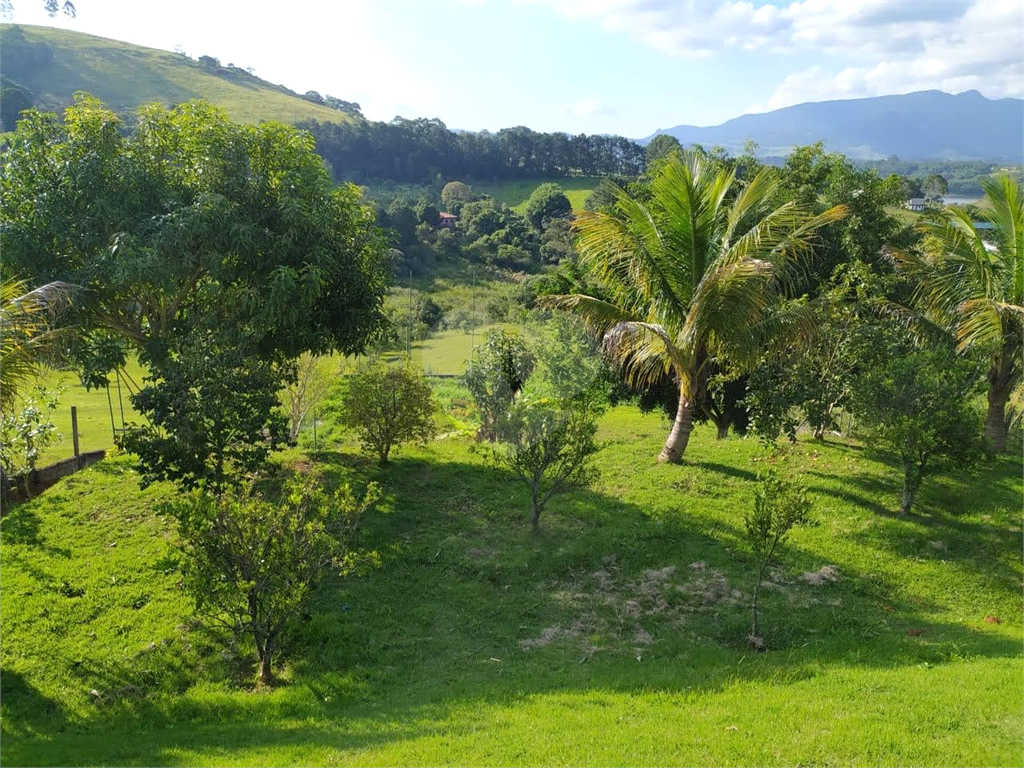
[71,406,81,459]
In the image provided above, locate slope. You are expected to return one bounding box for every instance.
[1,407,1022,766]
[0,24,355,126]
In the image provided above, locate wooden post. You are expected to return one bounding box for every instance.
[71,406,80,457]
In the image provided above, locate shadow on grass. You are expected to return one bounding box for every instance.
[3,446,1021,765]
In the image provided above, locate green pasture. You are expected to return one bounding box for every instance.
[0,24,354,126]
[470,177,602,212]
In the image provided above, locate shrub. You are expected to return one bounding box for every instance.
[341,365,437,464]
[168,477,380,685]
[0,387,61,498]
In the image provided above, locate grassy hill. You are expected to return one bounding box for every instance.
[0,24,355,126]
[2,404,1021,765]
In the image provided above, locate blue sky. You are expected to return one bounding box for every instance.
[9,0,1023,137]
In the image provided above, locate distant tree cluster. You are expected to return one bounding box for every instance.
[864,156,1023,196]
[299,117,645,185]
[374,181,575,276]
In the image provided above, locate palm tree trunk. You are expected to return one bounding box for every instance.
[659,389,694,463]
[985,377,1011,454]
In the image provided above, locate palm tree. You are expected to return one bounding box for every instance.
[543,153,846,462]
[898,173,1023,453]
[0,277,75,411]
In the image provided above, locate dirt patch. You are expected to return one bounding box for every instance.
[518,625,564,649]
[631,626,654,646]
[643,566,678,582]
[801,565,840,586]
[520,557,743,655]
[590,569,616,592]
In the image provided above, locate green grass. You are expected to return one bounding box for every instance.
[0,24,355,126]
[470,177,602,212]
[375,324,517,375]
[16,361,148,467]
[2,406,1022,766]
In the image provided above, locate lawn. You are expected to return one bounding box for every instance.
[2,405,1021,766]
[470,177,602,212]
[21,321,507,466]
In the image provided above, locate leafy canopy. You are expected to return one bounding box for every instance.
[340,365,437,464]
[0,94,390,370]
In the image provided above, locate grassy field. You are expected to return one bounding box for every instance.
[0,24,354,126]
[471,177,602,212]
[18,361,148,467]
[2,404,1021,766]
[23,321,508,466]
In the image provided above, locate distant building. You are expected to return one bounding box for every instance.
[438,212,458,229]
[906,198,925,211]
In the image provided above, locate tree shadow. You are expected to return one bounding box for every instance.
[689,460,759,483]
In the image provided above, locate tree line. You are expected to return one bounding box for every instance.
[298,117,646,185]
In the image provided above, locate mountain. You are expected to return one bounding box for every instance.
[0,24,356,127]
[643,90,1024,162]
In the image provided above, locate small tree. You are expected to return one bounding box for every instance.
[923,173,948,203]
[281,353,335,442]
[341,365,437,464]
[463,330,536,441]
[744,471,812,648]
[534,314,608,407]
[851,335,984,514]
[168,477,380,685]
[493,401,599,532]
[440,181,474,213]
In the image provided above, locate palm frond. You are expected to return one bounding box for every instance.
[602,321,681,389]
[537,294,642,336]
[1,279,78,411]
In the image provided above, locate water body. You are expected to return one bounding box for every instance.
[944,194,982,205]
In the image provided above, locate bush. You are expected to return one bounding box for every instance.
[0,387,61,498]
[341,365,437,464]
[167,476,380,684]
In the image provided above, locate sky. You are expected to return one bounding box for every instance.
[9,0,1024,137]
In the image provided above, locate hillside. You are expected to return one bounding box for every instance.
[2,411,1021,765]
[0,24,355,126]
[644,90,1024,162]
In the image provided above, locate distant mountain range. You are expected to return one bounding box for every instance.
[643,90,1024,162]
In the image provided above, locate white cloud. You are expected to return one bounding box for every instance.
[532,0,1023,108]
